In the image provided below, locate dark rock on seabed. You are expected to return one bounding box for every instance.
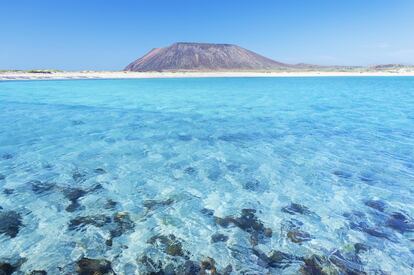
[0,262,16,275]
[147,234,188,257]
[109,212,135,241]
[184,166,197,175]
[243,179,261,191]
[1,153,13,160]
[333,170,352,179]
[300,255,328,275]
[143,198,174,212]
[68,215,111,231]
[344,211,392,240]
[181,260,201,274]
[200,257,217,273]
[71,120,85,126]
[215,208,272,246]
[30,271,47,275]
[30,180,55,194]
[64,184,102,212]
[64,188,87,212]
[2,189,14,195]
[211,233,229,243]
[94,168,107,174]
[76,258,115,275]
[354,243,370,254]
[72,170,87,183]
[253,248,303,269]
[329,250,366,275]
[0,258,25,275]
[300,248,369,275]
[104,199,117,210]
[0,210,23,238]
[364,199,386,212]
[287,229,312,243]
[282,203,313,215]
[200,208,214,216]
[68,212,134,246]
[138,256,204,274]
[386,212,414,233]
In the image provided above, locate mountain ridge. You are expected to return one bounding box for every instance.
[124,42,291,72]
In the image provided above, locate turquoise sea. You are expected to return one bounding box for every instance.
[0,77,414,274]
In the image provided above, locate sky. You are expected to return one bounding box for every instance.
[1,0,413,70]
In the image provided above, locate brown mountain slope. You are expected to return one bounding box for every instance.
[124,42,291,71]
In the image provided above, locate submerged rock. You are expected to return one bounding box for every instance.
[138,256,202,275]
[41,163,53,169]
[215,209,272,246]
[282,203,313,215]
[0,210,23,238]
[72,171,87,183]
[104,199,117,210]
[386,212,414,233]
[359,173,375,184]
[68,215,111,231]
[345,211,391,240]
[364,199,386,212]
[0,262,16,275]
[287,230,312,244]
[109,212,135,239]
[166,242,185,257]
[71,120,85,126]
[143,198,174,211]
[1,153,13,160]
[300,247,368,275]
[3,189,14,195]
[180,260,201,274]
[64,188,87,212]
[200,257,217,273]
[243,179,261,191]
[354,243,369,254]
[0,258,25,275]
[333,170,352,179]
[64,185,102,212]
[253,248,303,269]
[94,168,106,175]
[222,264,233,275]
[300,255,329,275]
[137,255,163,274]
[184,167,197,175]
[211,233,229,243]
[63,183,103,212]
[200,208,214,216]
[329,250,366,275]
[76,258,115,275]
[30,180,55,194]
[147,234,188,257]
[30,271,47,275]
[68,212,134,245]
[362,227,390,239]
[178,134,192,141]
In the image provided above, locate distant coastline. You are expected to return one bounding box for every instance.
[1,70,414,81]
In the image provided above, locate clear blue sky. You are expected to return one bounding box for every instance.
[1,0,413,70]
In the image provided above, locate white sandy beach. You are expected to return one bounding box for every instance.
[1,70,414,81]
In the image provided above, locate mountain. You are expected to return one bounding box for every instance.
[124,42,290,71]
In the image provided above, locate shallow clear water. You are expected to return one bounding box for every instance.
[0,77,414,274]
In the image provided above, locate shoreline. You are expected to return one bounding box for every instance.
[1,70,414,81]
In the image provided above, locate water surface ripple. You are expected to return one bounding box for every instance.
[0,77,414,274]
